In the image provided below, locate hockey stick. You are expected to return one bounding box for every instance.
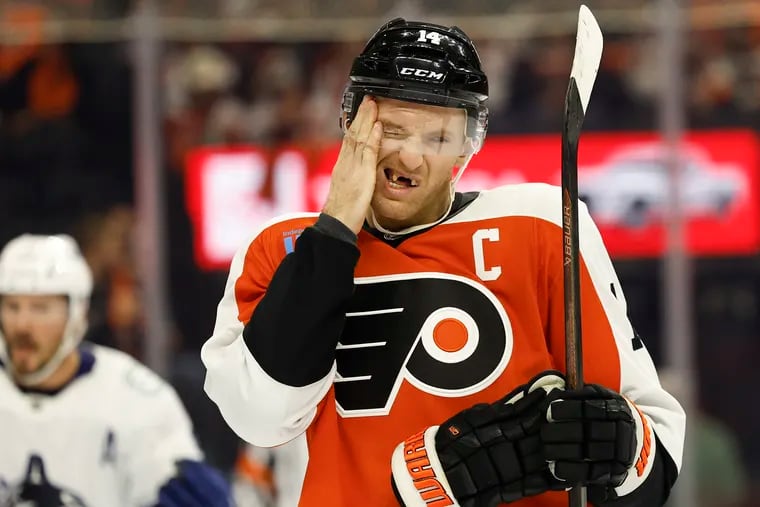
[562,5,603,507]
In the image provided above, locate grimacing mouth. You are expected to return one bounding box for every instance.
[383,167,419,187]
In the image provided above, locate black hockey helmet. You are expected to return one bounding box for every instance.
[341,18,489,151]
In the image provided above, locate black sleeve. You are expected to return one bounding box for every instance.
[590,433,679,507]
[242,213,359,387]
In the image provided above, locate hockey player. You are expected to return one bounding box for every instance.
[202,18,686,507]
[0,234,232,506]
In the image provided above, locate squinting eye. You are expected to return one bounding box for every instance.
[427,136,450,145]
[383,130,405,139]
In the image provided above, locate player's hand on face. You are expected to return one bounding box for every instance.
[322,96,383,234]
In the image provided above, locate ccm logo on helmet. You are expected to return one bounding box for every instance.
[399,67,446,82]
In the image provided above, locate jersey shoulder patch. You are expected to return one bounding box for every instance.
[123,363,166,396]
[91,345,168,397]
[259,213,319,254]
[237,212,319,262]
[254,212,319,245]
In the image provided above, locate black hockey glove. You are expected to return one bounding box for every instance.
[391,372,566,507]
[541,384,654,503]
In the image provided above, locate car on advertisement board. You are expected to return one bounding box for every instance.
[577,144,745,227]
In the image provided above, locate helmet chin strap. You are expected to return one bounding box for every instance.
[366,152,475,238]
[0,300,88,387]
[9,332,79,387]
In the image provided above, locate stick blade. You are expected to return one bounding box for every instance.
[570,5,604,114]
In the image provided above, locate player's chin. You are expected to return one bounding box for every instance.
[10,346,48,373]
[11,355,41,375]
[371,198,420,227]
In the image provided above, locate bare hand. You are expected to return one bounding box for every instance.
[322,96,383,234]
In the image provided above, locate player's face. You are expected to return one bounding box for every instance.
[372,98,469,231]
[0,294,68,375]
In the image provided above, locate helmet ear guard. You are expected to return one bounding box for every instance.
[340,17,489,154]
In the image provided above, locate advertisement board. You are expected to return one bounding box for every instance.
[186,130,760,270]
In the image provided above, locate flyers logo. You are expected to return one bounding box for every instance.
[335,272,513,417]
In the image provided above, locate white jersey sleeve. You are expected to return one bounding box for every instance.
[201,214,332,448]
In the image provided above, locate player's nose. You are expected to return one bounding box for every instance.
[398,147,423,171]
[7,308,35,332]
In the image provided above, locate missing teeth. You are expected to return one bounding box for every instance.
[384,168,418,187]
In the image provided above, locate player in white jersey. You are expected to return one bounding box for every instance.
[0,234,232,507]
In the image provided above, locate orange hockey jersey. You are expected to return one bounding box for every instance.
[202,183,685,506]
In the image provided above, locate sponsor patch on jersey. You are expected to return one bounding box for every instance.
[282,228,304,254]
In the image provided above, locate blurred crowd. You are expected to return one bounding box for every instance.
[1,0,655,20]
[2,3,760,505]
[161,28,760,148]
